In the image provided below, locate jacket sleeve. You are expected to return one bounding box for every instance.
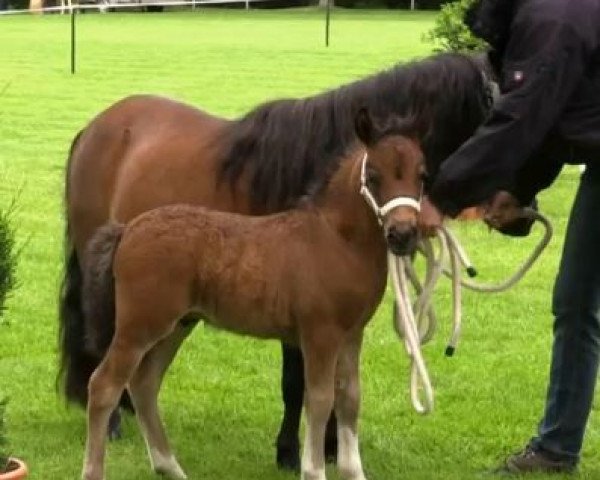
[429,4,594,216]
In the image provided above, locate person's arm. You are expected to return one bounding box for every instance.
[429,3,595,216]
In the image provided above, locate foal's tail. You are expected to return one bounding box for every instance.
[81,224,125,357]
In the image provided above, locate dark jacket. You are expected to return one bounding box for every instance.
[430,0,600,216]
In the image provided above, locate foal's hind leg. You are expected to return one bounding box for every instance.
[83,288,186,480]
[109,319,197,441]
[335,332,366,480]
[83,337,148,480]
[127,322,195,480]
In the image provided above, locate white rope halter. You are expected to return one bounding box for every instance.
[359,153,422,223]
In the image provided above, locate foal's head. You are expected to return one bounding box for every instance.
[355,108,425,256]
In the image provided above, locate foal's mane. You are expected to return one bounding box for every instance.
[219,53,490,211]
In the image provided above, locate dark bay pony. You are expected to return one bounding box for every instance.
[81,110,425,480]
[59,52,491,470]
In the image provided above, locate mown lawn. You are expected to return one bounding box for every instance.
[0,7,595,480]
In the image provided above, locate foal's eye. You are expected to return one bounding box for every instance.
[394,165,404,180]
[366,169,381,189]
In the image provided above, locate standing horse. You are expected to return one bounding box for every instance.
[59,52,491,470]
[81,110,425,480]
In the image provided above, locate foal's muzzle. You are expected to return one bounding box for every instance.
[385,224,418,256]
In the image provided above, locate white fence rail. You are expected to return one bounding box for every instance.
[0,0,271,15]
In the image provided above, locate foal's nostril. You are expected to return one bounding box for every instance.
[386,225,418,256]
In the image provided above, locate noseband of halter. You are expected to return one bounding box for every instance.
[359,153,422,224]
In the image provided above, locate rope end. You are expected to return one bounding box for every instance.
[466,266,477,278]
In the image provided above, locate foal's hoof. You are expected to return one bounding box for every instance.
[276,443,300,472]
[108,409,122,441]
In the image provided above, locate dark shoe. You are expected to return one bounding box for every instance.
[499,445,576,474]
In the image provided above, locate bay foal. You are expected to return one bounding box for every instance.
[81,110,425,480]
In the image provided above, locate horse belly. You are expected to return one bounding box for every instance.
[183,226,291,340]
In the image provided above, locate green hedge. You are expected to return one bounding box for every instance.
[0,205,16,317]
[425,0,487,52]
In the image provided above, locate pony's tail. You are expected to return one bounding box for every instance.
[58,129,99,407]
[58,130,131,411]
[81,223,125,358]
[58,244,98,406]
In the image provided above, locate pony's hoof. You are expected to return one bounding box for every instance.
[107,410,122,441]
[276,443,300,472]
[324,436,338,464]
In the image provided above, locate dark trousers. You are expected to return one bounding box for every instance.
[531,164,600,462]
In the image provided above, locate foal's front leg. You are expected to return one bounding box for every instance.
[300,330,341,480]
[335,332,366,480]
[277,343,338,471]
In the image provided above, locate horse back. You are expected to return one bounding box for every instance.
[66,95,240,259]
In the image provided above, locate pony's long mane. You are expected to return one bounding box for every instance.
[220,52,491,211]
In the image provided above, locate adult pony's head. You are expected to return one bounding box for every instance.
[220,52,491,212]
[354,108,424,256]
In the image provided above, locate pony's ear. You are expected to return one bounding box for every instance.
[354,107,376,146]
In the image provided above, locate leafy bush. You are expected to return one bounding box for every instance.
[425,0,487,52]
[0,398,8,473]
[0,203,17,319]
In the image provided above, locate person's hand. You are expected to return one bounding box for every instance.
[483,190,535,237]
[418,196,444,238]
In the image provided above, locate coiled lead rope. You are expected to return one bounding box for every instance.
[390,209,553,414]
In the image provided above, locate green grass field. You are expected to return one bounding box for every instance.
[0,8,595,480]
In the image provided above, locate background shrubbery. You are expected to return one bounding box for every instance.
[424,0,486,52]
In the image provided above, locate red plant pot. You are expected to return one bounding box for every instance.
[0,458,28,480]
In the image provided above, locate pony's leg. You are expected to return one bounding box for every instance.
[277,343,338,471]
[127,323,195,480]
[82,337,147,480]
[335,332,366,480]
[277,343,303,470]
[300,329,341,480]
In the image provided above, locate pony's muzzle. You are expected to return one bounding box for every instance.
[385,223,418,256]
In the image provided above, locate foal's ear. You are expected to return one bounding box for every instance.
[354,107,376,146]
